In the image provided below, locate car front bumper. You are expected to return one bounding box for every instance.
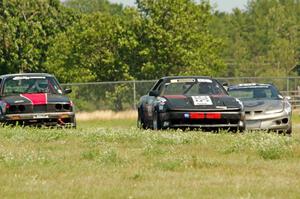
[0,112,76,126]
[245,111,291,131]
[159,111,245,129]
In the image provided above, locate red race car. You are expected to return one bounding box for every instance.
[0,73,76,127]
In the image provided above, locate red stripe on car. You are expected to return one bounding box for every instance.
[20,93,47,105]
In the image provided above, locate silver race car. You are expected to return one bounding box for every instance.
[228,83,292,134]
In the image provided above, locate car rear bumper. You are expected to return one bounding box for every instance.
[159,111,245,129]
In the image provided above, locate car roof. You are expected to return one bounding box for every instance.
[228,83,272,89]
[0,73,54,79]
[160,76,212,80]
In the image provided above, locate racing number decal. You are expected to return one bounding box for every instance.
[192,96,213,106]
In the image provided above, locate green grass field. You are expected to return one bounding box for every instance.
[0,118,300,199]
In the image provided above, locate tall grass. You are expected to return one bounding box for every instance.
[0,123,299,198]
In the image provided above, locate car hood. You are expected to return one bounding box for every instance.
[242,99,283,112]
[1,93,70,105]
[162,95,241,110]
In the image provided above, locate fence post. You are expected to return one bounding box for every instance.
[287,76,290,96]
[133,80,136,110]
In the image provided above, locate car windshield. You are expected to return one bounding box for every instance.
[2,76,63,96]
[228,85,280,100]
[160,79,226,96]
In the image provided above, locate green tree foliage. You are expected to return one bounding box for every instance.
[1,0,299,82]
[105,84,132,111]
[0,0,77,74]
[210,0,300,77]
[46,0,225,82]
[63,0,123,15]
[131,0,225,79]
[45,12,136,82]
[45,2,138,111]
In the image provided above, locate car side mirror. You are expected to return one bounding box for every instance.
[64,88,72,94]
[222,82,228,87]
[149,90,159,97]
[222,82,229,91]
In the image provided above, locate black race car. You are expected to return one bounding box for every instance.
[137,76,245,131]
[0,73,76,127]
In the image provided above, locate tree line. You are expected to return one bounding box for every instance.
[0,0,299,83]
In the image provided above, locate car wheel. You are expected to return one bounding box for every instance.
[0,110,4,126]
[238,126,245,133]
[282,118,292,135]
[59,116,76,129]
[229,126,245,133]
[152,110,161,130]
[71,117,77,129]
[286,125,292,135]
[137,109,146,129]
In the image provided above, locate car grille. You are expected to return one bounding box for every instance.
[33,105,47,113]
[245,111,263,116]
[7,104,73,114]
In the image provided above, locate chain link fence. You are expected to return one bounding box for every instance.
[61,77,300,112]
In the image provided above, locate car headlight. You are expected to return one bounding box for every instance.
[157,97,167,105]
[157,97,167,111]
[284,101,292,113]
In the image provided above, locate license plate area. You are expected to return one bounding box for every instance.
[33,114,49,119]
[246,120,261,128]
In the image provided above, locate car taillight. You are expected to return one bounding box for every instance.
[190,113,205,119]
[188,112,222,119]
[206,113,221,119]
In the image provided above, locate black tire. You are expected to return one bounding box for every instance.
[137,109,146,129]
[238,126,245,133]
[0,110,4,127]
[60,116,76,129]
[283,119,292,135]
[235,120,246,133]
[229,125,245,133]
[71,122,77,129]
[286,125,292,135]
[71,119,77,129]
[152,109,162,130]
